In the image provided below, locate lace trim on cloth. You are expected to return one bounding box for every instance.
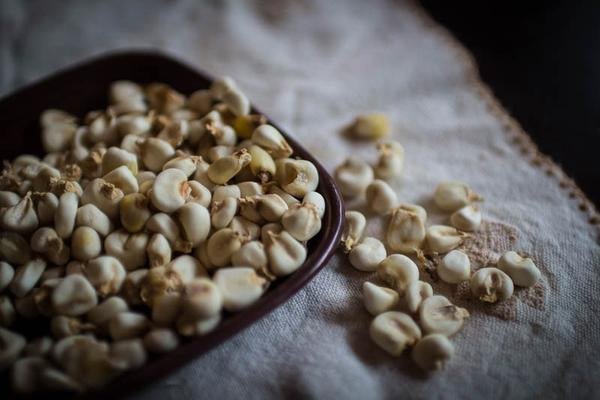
[409,0,600,237]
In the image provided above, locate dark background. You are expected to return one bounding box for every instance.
[420,0,600,205]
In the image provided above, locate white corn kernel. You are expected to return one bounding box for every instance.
[0,261,14,292]
[10,258,46,298]
[81,178,124,220]
[369,311,421,356]
[30,227,69,265]
[341,210,366,252]
[0,296,16,326]
[362,281,399,316]
[237,181,264,197]
[419,295,469,336]
[470,267,514,302]
[334,158,373,198]
[211,76,237,99]
[267,184,300,208]
[211,197,238,229]
[265,230,307,276]
[377,254,419,294]
[251,124,293,159]
[404,280,433,314]
[213,267,267,312]
[497,251,540,287]
[412,334,454,371]
[139,137,176,172]
[1,194,38,234]
[147,233,172,268]
[110,80,144,104]
[229,216,261,241]
[163,154,202,177]
[102,165,138,194]
[151,168,191,213]
[121,269,148,306]
[75,204,114,236]
[110,339,147,370]
[207,145,234,163]
[102,147,138,176]
[187,180,212,207]
[71,226,102,261]
[0,327,26,370]
[349,237,387,272]
[151,292,182,326]
[0,232,31,265]
[105,230,149,270]
[395,203,427,221]
[433,181,481,212]
[207,228,245,268]
[86,256,126,296]
[177,202,211,246]
[366,179,398,215]
[248,145,275,183]
[180,278,223,320]
[0,191,20,208]
[386,206,426,254]
[143,329,179,354]
[52,275,97,316]
[302,191,325,219]
[146,213,187,250]
[176,314,221,337]
[109,312,150,340]
[426,225,465,254]
[260,222,283,243]
[255,194,289,222]
[35,192,59,226]
[54,192,78,239]
[207,149,252,184]
[450,204,481,232]
[282,203,321,241]
[120,193,151,233]
[212,184,241,204]
[231,241,270,277]
[187,89,212,115]
[276,159,319,197]
[438,250,471,284]
[87,296,129,327]
[348,113,390,140]
[222,87,250,116]
[374,141,404,179]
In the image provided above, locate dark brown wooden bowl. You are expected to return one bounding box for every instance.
[0,51,344,398]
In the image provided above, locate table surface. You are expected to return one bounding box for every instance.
[421,0,600,206]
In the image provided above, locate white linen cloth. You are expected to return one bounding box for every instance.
[1,0,599,398]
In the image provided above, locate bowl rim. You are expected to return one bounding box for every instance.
[0,50,345,399]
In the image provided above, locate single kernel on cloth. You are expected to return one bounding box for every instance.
[377,254,419,295]
[497,251,541,287]
[374,141,405,180]
[450,204,481,232]
[426,225,465,254]
[412,334,455,371]
[362,282,399,316]
[438,250,471,284]
[404,280,433,314]
[369,311,421,356]
[365,180,398,215]
[419,295,470,336]
[386,205,426,254]
[334,158,374,198]
[470,267,514,303]
[349,237,387,272]
[433,181,481,212]
[347,113,390,140]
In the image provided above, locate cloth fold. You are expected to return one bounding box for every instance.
[2,0,598,398]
